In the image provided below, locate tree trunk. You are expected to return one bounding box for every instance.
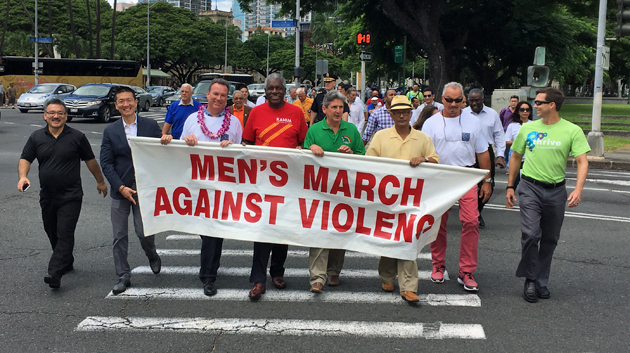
[379,0,456,98]
[68,0,79,57]
[0,0,10,55]
[86,0,94,58]
[111,0,117,60]
[95,0,101,58]
[19,0,53,57]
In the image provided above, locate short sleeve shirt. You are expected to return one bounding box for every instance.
[164,99,202,139]
[366,126,439,163]
[512,119,590,183]
[304,119,365,155]
[243,102,308,147]
[311,92,350,125]
[421,111,488,167]
[20,125,95,199]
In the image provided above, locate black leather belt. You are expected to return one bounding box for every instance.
[522,175,565,189]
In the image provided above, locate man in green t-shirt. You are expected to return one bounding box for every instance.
[406,83,423,103]
[506,87,590,303]
[304,90,364,294]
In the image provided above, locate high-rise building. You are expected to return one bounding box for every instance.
[243,0,311,37]
[137,0,207,15]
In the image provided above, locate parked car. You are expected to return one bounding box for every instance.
[133,86,153,112]
[62,83,126,123]
[192,80,236,106]
[17,83,76,113]
[247,83,265,99]
[146,86,177,106]
[164,88,181,107]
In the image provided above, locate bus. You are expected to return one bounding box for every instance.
[197,73,254,86]
[0,56,143,96]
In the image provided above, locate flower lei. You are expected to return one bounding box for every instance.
[197,104,231,139]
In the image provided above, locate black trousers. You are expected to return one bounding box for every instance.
[475,144,496,214]
[199,236,224,284]
[39,197,82,279]
[249,242,288,284]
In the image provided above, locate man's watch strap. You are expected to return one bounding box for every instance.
[484,178,493,183]
[424,156,429,162]
[506,185,516,190]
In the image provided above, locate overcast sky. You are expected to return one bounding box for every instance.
[106,0,233,11]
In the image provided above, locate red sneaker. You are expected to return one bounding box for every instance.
[457,271,479,291]
[431,266,446,283]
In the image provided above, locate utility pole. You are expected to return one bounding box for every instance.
[35,0,39,85]
[294,0,300,86]
[402,36,406,88]
[588,0,607,157]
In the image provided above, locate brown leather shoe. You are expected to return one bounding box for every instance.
[310,282,323,293]
[272,276,287,289]
[328,275,340,286]
[401,291,420,302]
[248,283,266,300]
[381,283,394,292]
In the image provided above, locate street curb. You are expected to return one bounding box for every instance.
[567,158,630,171]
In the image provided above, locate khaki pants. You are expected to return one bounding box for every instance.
[378,257,418,292]
[309,248,346,285]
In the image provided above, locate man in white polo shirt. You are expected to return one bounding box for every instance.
[421,82,492,292]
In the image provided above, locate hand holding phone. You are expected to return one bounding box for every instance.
[22,183,30,192]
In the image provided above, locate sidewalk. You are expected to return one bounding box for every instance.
[567,148,630,171]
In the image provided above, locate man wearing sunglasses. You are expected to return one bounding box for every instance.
[506,87,589,303]
[411,87,444,125]
[421,82,492,292]
[465,88,506,228]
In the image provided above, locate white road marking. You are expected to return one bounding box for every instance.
[76,316,486,339]
[156,248,432,260]
[494,179,619,192]
[483,204,630,222]
[131,266,449,280]
[4,121,14,124]
[568,177,630,187]
[105,288,478,307]
[90,131,103,135]
[166,234,199,240]
[30,124,44,127]
[611,189,630,194]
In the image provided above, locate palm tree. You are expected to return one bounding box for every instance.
[47,0,53,56]
[86,0,94,58]
[95,0,101,58]
[68,0,79,57]
[110,0,117,60]
[0,0,10,55]
[19,0,53,57]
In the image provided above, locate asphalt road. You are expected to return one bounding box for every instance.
[1,108,629,352]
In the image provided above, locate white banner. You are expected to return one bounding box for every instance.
[130,137,487,260]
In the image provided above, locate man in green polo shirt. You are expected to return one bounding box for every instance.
[506,87,590,303]
[304,90,364,293]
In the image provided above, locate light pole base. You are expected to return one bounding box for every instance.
[587,131,605,157]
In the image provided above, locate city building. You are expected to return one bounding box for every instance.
[243,0,311,37]
[137,0,213,15]
[243,26,286,41]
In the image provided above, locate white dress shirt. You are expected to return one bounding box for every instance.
[463,105,506,157]
[122,115,138,146]
[348,97,365,135]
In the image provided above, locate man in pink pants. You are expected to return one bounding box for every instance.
[421,82,492,291]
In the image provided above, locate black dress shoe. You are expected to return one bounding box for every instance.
[44,275,61,289]
[112,278,131,295]
[149,255,162,274]
[536,284,551,299]
[523,280,537,303]
[272,276,287,289]
[478,215,485,228]
[203,282,217,296]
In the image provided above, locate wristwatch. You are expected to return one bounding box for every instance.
[424,156,429,162]
[484,178,493,183]
[506,185,515,190]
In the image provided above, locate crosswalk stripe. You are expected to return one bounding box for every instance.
[131,266,449,280]
[156,248,432,260]
[76,316,486,339]
[105,288,477,306]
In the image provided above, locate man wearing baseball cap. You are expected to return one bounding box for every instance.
[366,95,439,302]
[310,73,349,125]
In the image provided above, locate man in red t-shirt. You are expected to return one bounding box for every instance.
[243,73,308,300]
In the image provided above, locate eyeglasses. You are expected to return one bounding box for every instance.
[534,100,551,106]
[45,111,67,116]
[390,110,411,117]
[443,97,463,103]
[424,94,433,97]
[519,108,531,112]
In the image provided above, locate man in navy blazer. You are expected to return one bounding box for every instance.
[100,86,162,295]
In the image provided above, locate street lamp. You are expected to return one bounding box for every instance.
[147,1,159,87]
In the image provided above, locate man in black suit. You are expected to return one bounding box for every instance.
[100,86,162,295]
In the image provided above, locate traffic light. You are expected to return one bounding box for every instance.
[356,32,371,45]
[394,46,403,64]
[617,0,630,38]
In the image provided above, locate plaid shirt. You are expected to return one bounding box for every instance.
[362,105,394,142]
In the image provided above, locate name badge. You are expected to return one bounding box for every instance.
[220,134,229,142]
[462,132,471,142]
